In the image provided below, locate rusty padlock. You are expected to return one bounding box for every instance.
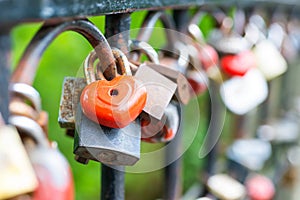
[74,49,142,165]
[0,114,38,200]
[142,100,180,143]
[58,77,86,131]
[9,115,74,200]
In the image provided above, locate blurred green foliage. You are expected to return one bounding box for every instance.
[10,11,219,200]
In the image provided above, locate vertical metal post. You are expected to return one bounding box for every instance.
[0,30,11,123]
[204,81,222,177]
[163,10,188,200]
[101,13,131,200]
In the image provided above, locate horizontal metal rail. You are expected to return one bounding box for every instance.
[1,0,300,27]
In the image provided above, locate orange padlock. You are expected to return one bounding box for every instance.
[80,49,147,128]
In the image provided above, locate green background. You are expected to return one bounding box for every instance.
[11,11,227,200]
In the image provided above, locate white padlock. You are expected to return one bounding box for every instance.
[253,40,287,80]
[220,69,268,115]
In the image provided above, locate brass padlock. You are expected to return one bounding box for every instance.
[0,118,38,199]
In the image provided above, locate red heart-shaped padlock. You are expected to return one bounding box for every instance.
[80,75,147,128]
[221,50,256,76]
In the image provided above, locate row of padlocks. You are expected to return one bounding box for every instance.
[2,6,300,200]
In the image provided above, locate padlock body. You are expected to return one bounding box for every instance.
[74,105,141,166]
[135,64,177,120]
[59,77,86,129]
[80,75,147,128]
[31,148,74,200]
[0,126,38,199]
[221,50,256,77]
[145,62,190,105]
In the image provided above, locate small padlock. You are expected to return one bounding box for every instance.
[144,61,190,105]
[245,174,275,200]
[0,116,38,199]
[134,62,177,120]
[253,40,287,80]
[132,11,190,104]
[206,174,246,200]
[74,49,142,165]
[9,115,74,200]
[227,139,272,173]
[220,50,257,77]
[220,69,268,115]
[142,101,180,143]
[207,14,252,55]
[80,49,147,128]
[130,39,190,105]
[140,112,167,140]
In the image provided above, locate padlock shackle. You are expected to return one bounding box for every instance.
[9,115,49,148]
[11,19,116,85]
[84,48,132,84]
[9,83,42,114]
[111,48,132,76]
[129,40,159,64]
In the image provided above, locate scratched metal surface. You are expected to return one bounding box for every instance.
[1,0,300,26]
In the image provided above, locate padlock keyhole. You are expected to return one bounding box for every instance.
[109,89,119,96]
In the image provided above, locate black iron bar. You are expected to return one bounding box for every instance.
[163,9,189,200]
[0,30,11,123]
[101,13,131,200]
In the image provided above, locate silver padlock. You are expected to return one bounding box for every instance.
[74,105,141,166]
[74,49,141,166]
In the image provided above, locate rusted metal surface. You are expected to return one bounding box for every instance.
[11,19,116,85]
[58,77,86,129]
